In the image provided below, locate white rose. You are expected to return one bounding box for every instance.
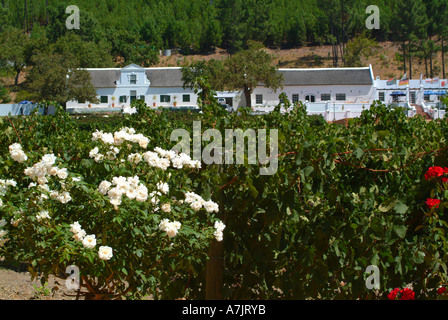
[70,221,83,234]
[58,191,72,204]
[101,133,114,145]
[190,200,203,212]
[158,219,170,231]
[135,191,148,202]
[94,153,104,163]
[48,166,59,176]
[156,182,169,194]
[73,229,86,241]
[9,143,22,152]
[98,246,113,260]
[161,203,171,213]
[82,235,97,249]
[127,153,142,164]
[98,181,112,195]
[36,210,50,222]
[214,220,226,232]
[214,230,224,242]
[89,147,99,158]
[41,153,56,166]
[204,200,219,213]
[165,223,180,238]
[57,168,68,180]
[137,137,149,149]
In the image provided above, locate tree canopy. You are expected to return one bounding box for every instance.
[182,41,283,108]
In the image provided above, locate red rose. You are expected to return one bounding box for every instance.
[443,178,448,183]
[400,288,415,300]
[426,198,441,209]
[444,167,448,174]
[425,166,445,180]
[387,288,401,300]
[437,287,447,295]
[388,288,416,300]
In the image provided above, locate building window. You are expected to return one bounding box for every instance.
[378,92,385,102]
[424,94,430,101]
[336,93,346,101]
[100,96,108,104]
[160,95,171,103]
[130,90,137,102]
[183,94,190,103]
[130,74,137,84]
[292,94,299,103]
[305,95,315,102]
[321,93,331,101]
[410,92,416,104]
[139,95,145,101]
[119,96,127,103]
[255,94,263,105]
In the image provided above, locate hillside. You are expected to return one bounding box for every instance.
[154,41,444,80]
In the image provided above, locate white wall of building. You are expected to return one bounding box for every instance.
[67,87,198,109]
[252,84,375,107]
[374,78,447,105]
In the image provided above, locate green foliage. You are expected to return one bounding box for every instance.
[344,34,380,67]
[0,83,11,103]
[0,0,442,57]
[2,82,448,300]
[25,52,99,107]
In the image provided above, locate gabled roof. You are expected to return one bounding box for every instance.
[85,66,373,88]
[145,68,184,87]
[122,63,144,70]
[87,69,121,88]
[278,67,373,86]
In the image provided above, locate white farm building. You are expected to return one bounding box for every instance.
[65,63,448,120]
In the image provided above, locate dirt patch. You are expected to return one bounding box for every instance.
[0,263,77,300]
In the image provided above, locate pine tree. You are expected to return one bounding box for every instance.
[393,0,428,79]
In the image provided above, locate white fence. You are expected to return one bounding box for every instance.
[253,102,418,120]
[422,102,446,119]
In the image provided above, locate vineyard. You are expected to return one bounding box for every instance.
[1,94,448,300]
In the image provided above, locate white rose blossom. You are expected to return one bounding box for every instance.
[70,221,86,241]
[161,203,171,213]
[213,220,226,242]
[98,246,113,260]
[36,210,50,222]
[82,235,97,249]
[9,143,28,163]
[159,219,181,238]
[204,200,219,213]
[156,181,169,194]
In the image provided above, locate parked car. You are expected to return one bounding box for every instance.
[221,104,233,112]
[217,98,226,105]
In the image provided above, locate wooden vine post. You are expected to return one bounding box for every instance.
[205,240,224,300]
[206,160,225,300]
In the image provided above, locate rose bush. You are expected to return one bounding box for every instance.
[0,105,222,299]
